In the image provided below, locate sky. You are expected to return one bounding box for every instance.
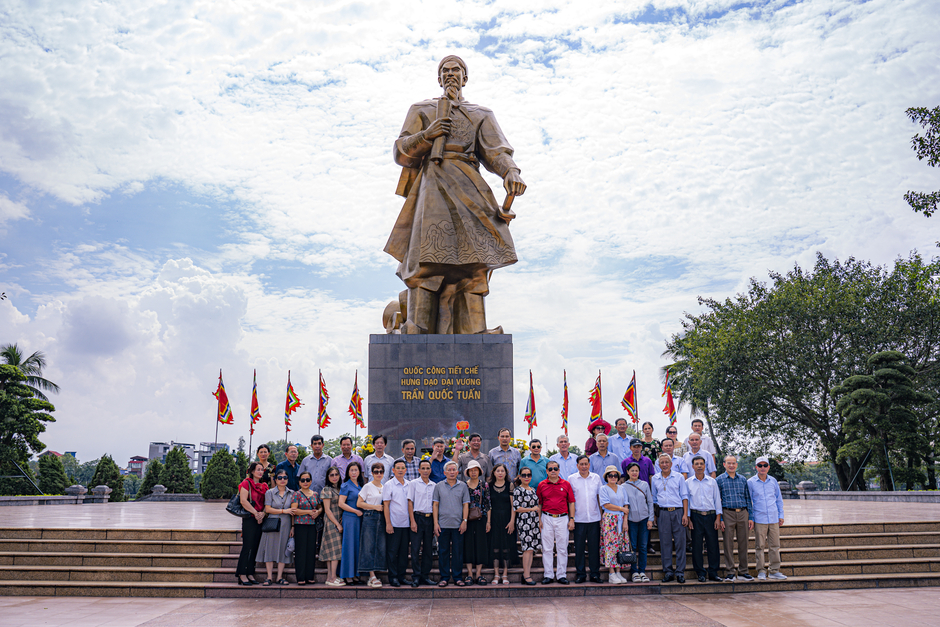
[1,0,938,466]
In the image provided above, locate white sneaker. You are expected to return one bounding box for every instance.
[631,572,642,583]
[768,572,787,580]
[757,571,767,580]
[609,572,623,584]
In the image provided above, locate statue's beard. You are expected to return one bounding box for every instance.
[444,80,460,100]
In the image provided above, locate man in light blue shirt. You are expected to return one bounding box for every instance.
[682,434,716,477]
[608,418,634,461]
[747,456,786,581]
[549,434,578,478]
[651,454,690,583]
[519,438,549,487]
[686,456,722,582]
[589,434,622,477]
[488,428,521,481]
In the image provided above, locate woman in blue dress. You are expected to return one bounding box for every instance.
[338,461,365,584]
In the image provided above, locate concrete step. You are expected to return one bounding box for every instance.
[0,528,236,542]
[0,540,234,555]
[2,570,939,599]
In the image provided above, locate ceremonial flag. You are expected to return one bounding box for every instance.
[348,371,365,429]
[318,370,332,429]
[560,370,569,436]
[213,370,234,425]
[589,371,602,421]
[621,370,638,423]
[523,370,537,435]
[249,369,261,435]
[284,370,302,432]
[662,369,677,425]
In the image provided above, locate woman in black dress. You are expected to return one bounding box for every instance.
[487,463,517,584]
[462,460,491,585]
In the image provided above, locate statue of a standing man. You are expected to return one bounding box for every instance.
[383,55,526,335]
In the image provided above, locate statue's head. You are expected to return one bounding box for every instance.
[438,55,468,98]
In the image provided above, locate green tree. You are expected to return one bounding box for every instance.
[664,252,940,491]
[0,364,55,495]
[123,474,142,498]
[60,453,80,484]
[0,344,60,402]
[200,449,240,499]
[660,345,723,463]
[905,106,940,217]
[235,450,249,480]
[89,455,125,502]
[139,459,163,498]
[161,446,195,494]
[75,459,99,486]
[38,454,70,495]
[832,351,934,491]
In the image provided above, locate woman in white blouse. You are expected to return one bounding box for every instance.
[356,462,387,587]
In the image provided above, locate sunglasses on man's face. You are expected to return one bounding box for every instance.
[756,463,769,468]
[547,468,559,472]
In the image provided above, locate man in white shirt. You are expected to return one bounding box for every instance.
[407,459,436,587]
[383,460,412,587]
[683,433,717,478]
[683,418,716,458]
[687,456,723,583]
[549,434,578,478]
[568,455,603,584]
[364,434,394,484]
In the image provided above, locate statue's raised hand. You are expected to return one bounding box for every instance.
[425,117,453,140]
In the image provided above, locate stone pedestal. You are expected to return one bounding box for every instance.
[368,334,513,455]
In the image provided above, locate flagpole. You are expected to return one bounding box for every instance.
[318,370,322,435]
[353,371,358,443]
[286,370,290,445]
[214,369,221,449]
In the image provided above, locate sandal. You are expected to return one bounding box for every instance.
[464,576,474,586]
[454,578,465,587]
[276,578,289,585]
[490,577,500,585]
[306,580,317,585]
[476,576,487,586]
[262,579,272,586]
[296,581,306,586]
[438,579,448,587]
[502,577,510,585]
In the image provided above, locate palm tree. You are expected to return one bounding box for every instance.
[661,337,722,460]
[1,343,60,401]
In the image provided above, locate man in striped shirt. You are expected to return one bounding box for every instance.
[716,455,754,581]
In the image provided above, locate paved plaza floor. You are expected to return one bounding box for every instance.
[3,499,940,530]
[2,588,939,627]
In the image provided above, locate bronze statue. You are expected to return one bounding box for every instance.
[383,55,526,335]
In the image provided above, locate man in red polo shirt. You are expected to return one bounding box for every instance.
[537,461,576,584]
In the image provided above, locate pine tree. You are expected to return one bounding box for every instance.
[139,459,163,498]
[161,446,195,494]
[89,454,125,502]
[38,454,69,495]
[235,450,249,481]
[201,450,241,499]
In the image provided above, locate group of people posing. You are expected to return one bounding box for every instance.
[234,419,787,587]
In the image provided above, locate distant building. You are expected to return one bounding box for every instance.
[148,441,197,471]
[38,450,63,458]
[127,456,148,478]
[197,442,230,474]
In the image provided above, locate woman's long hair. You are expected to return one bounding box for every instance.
[345,462,365,487]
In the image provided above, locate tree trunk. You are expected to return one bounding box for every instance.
[704,406,722,461]
[927,451,937,490]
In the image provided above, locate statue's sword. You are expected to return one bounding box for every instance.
[497,193,516,223]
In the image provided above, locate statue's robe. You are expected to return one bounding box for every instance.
[384,97,519,293]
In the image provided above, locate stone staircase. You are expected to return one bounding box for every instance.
[0,521,938,598]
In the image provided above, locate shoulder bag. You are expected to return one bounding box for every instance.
[226,492,250,517]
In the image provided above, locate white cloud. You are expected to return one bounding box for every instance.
[1,0,938,463]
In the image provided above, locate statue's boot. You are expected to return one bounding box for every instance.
[402,286,438,334]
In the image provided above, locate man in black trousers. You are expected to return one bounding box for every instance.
[383,460,412,586]
[408,459,437,586]
[687,456,724,583]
